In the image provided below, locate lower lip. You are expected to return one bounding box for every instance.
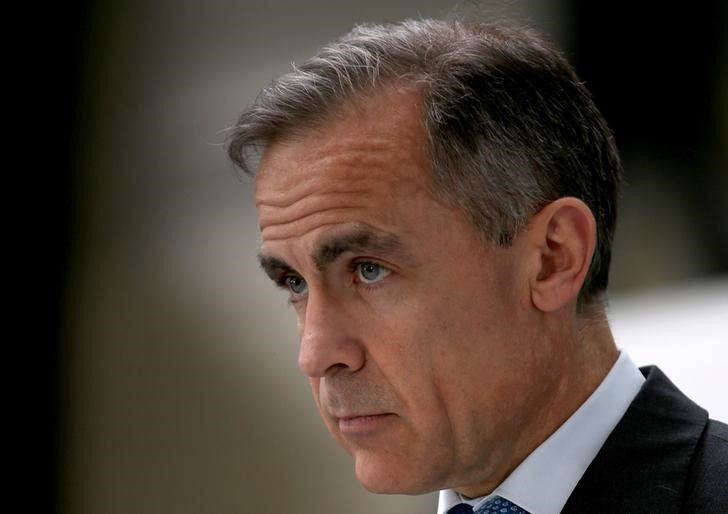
[338,414,394,433]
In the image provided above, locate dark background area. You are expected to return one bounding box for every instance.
[17,2,87,513]
[573,1,726,286]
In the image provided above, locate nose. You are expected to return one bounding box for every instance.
[298,290,366,378]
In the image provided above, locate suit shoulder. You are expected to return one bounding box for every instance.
[704,418,728,444]
[681,418,728,513]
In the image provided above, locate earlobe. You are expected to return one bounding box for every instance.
[529,198,597,313]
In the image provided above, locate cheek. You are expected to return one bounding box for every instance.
[375,316,453,432]
[398,281,518,429]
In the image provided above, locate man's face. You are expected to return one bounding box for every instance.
[255,90,557,495]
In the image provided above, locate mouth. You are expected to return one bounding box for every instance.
[337,413,395,434]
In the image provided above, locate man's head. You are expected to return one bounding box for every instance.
[229,18,622,308]
[229,19,621,496]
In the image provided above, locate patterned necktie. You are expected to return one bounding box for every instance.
[447,495,531,514]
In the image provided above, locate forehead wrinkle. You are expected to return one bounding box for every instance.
[258,154,405,206]
[257,156,423,240]
[315,135,401,161]
[259,204,369,242]
[257,150,409,229]
[257,188,370,213]
[302,119,417,159]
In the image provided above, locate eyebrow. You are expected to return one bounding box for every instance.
[258,254,294,283]
[257,226,409,281]
[313,228,408,269]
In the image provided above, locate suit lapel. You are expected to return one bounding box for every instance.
[562,366,708,513]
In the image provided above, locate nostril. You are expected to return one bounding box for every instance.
[327,362,354,375]
[298,329,366,378]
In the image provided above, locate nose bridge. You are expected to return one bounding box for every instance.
[298,287,365,378]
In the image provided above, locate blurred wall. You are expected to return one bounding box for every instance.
[58,1,727,513]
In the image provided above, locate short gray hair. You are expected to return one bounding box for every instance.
[227,18,622,307]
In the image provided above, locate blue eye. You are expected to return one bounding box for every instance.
[355,262,391,284]
[285,275,308,296]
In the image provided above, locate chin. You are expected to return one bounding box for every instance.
[353,454,437,495]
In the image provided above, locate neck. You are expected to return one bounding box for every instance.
[456,306,618,499]
[530,307,620,459]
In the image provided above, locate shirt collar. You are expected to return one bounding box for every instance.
[437,350,645,514]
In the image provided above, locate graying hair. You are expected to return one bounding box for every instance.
[227,18,622,307]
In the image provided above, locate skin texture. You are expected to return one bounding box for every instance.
[255,88,618,497]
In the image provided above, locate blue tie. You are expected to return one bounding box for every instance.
[447,496,531,514]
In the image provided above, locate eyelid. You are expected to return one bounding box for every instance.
[272,272,293,288]
[351,256,394,269]
[272,271,309,301]
[350,258,378,271]
[267,264,300,288]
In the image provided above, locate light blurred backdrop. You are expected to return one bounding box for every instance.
[54,1,727,513]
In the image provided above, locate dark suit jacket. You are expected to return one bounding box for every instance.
[562,366,728,513]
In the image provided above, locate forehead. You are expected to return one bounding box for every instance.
[254,89,439,244]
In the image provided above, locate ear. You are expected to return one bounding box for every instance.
[526,197,597,313]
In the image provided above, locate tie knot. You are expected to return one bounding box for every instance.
[446,504,474,514]
[447,496,530,514]
[476,496,530,514]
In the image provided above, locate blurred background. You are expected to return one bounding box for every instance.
[43,1,726,513]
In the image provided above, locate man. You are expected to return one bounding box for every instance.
[227,18,728,513]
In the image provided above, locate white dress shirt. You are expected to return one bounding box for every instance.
[437,351,645,514]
